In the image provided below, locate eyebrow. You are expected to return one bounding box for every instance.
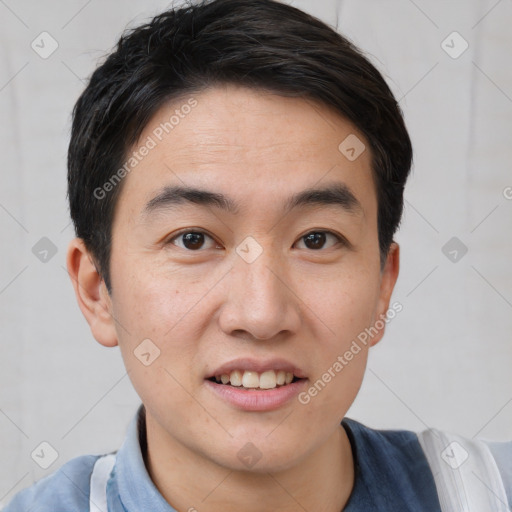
[142,183,363,219]
[143,186,239,216]
[284,183,362,215]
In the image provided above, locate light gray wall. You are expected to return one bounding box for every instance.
[1,0,511,503]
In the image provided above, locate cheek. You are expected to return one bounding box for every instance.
[111,255,204,341]
[296,266,380,348]
[293,265,379,411]
[109,263,195,388]
[113,276,203,426]
[298,313,370,431]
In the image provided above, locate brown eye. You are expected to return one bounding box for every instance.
[181,232,205,250]
[303,232,326,250]
[295,231,342,250]
[169,230,218,251]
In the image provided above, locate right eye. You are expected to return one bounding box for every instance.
[166,230,222,251]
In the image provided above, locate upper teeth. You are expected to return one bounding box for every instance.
[214,370,294,389]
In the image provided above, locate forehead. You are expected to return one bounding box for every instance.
[116,84,376,220]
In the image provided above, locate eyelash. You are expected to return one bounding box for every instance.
[166,228,348,251]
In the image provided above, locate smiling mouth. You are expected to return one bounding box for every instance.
[207,369,303,390]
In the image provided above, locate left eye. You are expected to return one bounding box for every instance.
[295,231,342,250]
[169,231,219,251]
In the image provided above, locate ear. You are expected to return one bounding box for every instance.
[369,242,400,347]
[66,238,118,347]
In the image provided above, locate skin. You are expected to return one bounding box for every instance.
[67,84,400,512]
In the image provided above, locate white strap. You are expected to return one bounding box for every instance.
[89,453,116,512]
[417,428,509,511]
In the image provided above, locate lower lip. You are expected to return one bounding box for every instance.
[204,379,307,412]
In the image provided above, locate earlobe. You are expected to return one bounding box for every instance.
[66,238,118,347]
[369,242,400,347]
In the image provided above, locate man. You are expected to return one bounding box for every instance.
[4,0,510,510]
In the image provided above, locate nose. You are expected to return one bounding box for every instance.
[218,249,302,341]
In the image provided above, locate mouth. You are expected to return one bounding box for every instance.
[204,359,308,411]
[207,369,304,390]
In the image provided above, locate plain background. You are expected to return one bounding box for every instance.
[0,0,511,503]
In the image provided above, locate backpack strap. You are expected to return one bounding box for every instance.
[417,428,510,511]
[486,440,512,505]
[89,453,116,512]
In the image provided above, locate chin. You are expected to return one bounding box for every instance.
[207,435,308,474]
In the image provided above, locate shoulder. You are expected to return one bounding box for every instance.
[417,426,512,509]
[487,439,512,503]
[2,454,101,512]
[342,417,425,467]
[342,418,442,510]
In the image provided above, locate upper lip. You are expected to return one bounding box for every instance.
[206,357,307,379]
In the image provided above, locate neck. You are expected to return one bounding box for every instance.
[144,416,355,512]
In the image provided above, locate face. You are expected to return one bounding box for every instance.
[91,84,398,472]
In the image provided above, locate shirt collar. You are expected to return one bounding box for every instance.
[112,404,177,512]
[112,406,359,511]
[111,405,438,511]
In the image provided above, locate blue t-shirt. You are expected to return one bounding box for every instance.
[3,405,442,511]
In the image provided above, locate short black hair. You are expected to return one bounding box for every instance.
[68,0,413,291]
